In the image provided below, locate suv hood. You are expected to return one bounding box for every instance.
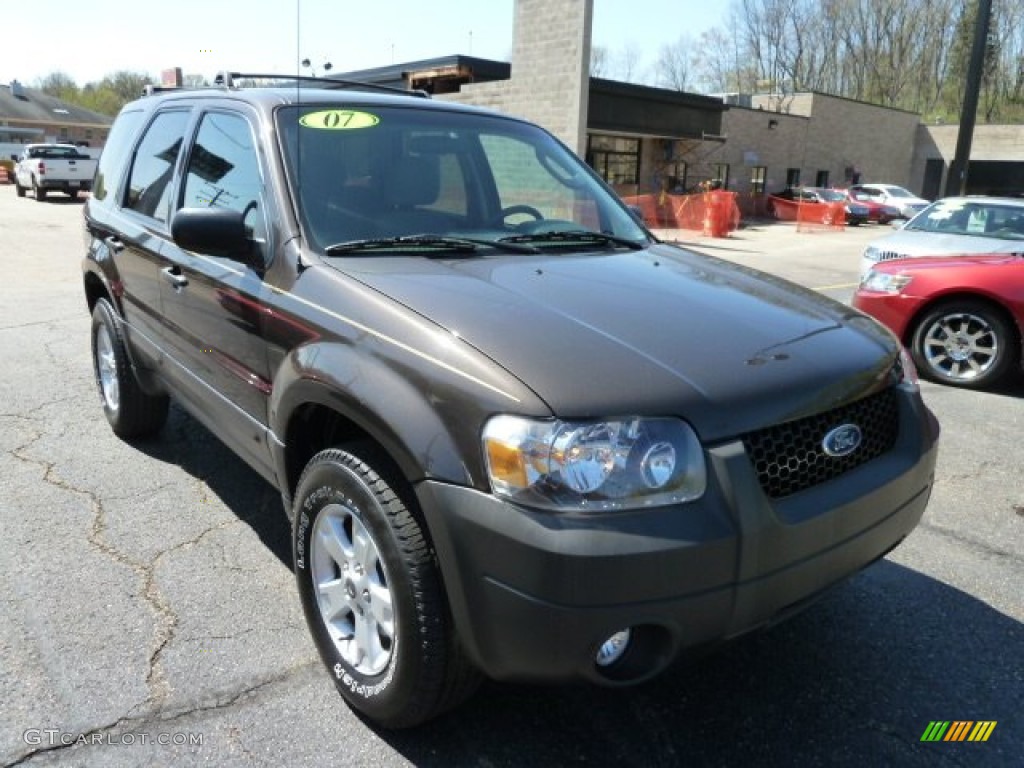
[332,244,897,440]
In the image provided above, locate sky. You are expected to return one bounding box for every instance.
[3,0,728,88]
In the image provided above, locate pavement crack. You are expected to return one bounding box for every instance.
[917,520,1023,566]
[2,665,317,766]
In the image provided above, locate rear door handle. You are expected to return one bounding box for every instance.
[161,266,188,289]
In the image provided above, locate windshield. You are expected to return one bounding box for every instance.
[276,105,649,254]
[906,199,1024,240]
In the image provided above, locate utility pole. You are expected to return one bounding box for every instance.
[944,0,993,197]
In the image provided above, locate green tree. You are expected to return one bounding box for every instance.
[35,71,80,102]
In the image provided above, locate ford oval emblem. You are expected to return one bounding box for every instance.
[822,424,862,457]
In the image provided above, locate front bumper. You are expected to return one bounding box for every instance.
[417,389,939,685]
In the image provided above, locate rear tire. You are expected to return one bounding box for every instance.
[90,299,169,437]
[293,446,480,728]
[910,300,1017,389]
[33,178,46,201]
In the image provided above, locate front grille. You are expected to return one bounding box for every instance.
[876,250,907,262]
[741,387,900,499]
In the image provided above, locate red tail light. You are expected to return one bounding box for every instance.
[38,161,45,176]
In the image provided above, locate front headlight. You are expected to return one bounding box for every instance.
[860,269,913,294]
[482,415,706,511]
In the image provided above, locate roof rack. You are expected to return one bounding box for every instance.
[212,71,429,99]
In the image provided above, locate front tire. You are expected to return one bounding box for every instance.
[293,447,480,728]
[910,300,1017,388]
[90,299,169,437]
[15,180,25,197]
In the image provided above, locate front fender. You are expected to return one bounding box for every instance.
[269,340,544,492]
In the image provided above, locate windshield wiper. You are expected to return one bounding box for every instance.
[324,234,539,256]
[497,230,646,251]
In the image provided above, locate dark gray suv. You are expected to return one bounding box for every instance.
[82,73,940,728]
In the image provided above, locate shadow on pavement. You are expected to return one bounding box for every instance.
[132,403,292,567]
[379,562,1021,766]
[129,404,1021,766]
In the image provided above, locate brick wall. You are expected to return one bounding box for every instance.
[439,0,593,155]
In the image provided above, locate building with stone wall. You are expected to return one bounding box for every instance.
[337,0,1024,203]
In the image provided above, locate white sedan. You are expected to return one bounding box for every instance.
[849,183,931,219]
[860,196,1024,278]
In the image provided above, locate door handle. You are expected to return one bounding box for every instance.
[104,235,125,253]
[161,266,188,289]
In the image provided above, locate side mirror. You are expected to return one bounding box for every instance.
[171,207,259,267]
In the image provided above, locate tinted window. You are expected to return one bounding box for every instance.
[92,110,144,203]
[181,111,268,247]
[124,110,190,222]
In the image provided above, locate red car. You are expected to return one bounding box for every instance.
[838,189,901,224]
[853,254,1024,388]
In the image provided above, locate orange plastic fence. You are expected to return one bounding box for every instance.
[621,191,740,237]
[796,200,846,232]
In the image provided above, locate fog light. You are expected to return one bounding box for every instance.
[595,629,631,667]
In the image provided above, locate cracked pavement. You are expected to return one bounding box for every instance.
[0,196,1020,766]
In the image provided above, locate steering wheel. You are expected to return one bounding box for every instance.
[501,204,544,224]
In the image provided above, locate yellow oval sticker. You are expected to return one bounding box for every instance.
[299,110,379,130]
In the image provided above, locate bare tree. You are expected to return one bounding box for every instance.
[590,45,610,77]
[655,36,694,91]
[617,43,643,83]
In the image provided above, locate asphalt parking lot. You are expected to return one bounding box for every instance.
[1,192,1021,767]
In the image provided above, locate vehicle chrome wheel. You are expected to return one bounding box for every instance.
[95,323,120,412]
[911,300,1016,389]
[293,447,480,727]
[921,311,997,381]
[89,299,169,437]
[310,502,395,676]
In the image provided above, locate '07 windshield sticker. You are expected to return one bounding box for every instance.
[299,110,380,130]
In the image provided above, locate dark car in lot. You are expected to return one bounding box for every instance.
[81,73,940,728]
[855,253,1024,388]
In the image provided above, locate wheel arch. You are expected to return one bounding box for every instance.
[270,346,479,508]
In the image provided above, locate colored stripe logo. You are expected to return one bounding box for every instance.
[920,721,997,742]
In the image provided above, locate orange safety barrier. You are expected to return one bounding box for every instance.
[621,191,741,237]
[795,200,846,233]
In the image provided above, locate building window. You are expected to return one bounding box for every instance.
[587,135,640,186]
[750,166,767,195]
[668,161,687,193]
[815,170,829,187]
[713,163,730,189]
[786,168,801,188]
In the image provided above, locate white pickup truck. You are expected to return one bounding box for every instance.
[13,143,97,201]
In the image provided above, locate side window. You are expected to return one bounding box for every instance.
[92,109,144,203]
[181,111,268,248]
[125,110,190,222]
